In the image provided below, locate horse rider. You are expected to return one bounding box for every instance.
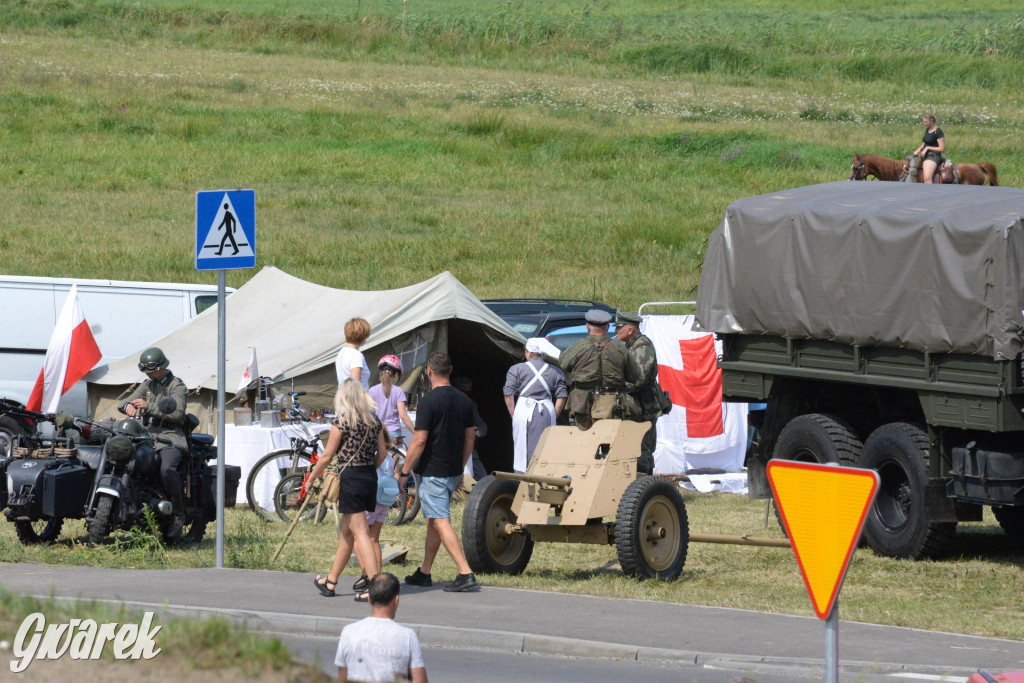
[503,337,567,473]
[912,112,945,184]
[119,347,189,537]
[560,309,639,432]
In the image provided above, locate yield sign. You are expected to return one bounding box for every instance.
[767,460,879,620]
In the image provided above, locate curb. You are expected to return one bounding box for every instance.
[27,594,983,679]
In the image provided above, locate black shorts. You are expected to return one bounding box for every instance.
[338,466,378,514]
[923,151,942,163]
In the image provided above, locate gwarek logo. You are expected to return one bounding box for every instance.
[7,611,162,673]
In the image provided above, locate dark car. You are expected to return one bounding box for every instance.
[481,299,617,340]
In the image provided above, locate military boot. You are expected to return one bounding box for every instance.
[167,490,186,539]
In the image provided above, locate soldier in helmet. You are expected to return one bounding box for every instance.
[616,311,671,475]
[559,309,639,431]
[119,347,189,537]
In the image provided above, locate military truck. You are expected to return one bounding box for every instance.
[695,181,1024,559]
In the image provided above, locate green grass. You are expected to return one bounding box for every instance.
[3,494,1022,641]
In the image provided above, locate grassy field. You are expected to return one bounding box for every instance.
[2,493,1022,641]
[2,0,1022,308]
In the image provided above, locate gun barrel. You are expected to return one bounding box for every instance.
[493,471,571,489]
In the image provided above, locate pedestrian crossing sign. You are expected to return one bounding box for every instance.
[196,189,255,271]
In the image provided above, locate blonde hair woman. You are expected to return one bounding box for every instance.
[311,379,386,601]
[335,317,371,391]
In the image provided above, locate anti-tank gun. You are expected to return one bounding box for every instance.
[462,419,690,581]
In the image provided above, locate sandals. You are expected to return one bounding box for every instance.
[354,591,370,603]
[314,575,337,597]
[352,575,369,592]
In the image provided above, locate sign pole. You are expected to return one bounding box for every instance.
[825,602,838,683]
[216,269,226,569]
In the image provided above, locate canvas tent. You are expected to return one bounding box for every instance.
[87,267,526,472]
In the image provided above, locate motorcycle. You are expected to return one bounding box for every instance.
[2,412,101,544]
[85,397,241,545]
[2,399,240,546]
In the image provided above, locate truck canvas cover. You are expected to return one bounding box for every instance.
[695,181,1024,360]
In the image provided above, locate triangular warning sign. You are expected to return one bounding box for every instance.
[767,460,879,620]
[198,193,254,259]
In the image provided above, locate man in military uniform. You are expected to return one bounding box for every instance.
[119,347,189,537]
[560,309,637,431]
[616,311,670,475]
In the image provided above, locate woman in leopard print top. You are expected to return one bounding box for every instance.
[309,379,386,600]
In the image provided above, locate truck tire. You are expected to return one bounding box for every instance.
[614,476,689,581]
[860,423,955,559]
[462,476,533,575]
[14,516,64,545]
[993,506,1024,544]
[771,414,863,533]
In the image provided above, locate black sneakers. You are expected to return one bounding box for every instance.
[443,573,477,592]
[404,568,432,587]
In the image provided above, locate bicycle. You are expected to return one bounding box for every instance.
[245,391,329,522]
[384,435,420,526]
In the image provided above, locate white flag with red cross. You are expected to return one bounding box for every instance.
[641,314,748,473]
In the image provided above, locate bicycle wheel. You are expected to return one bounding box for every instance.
[273,472,328,524]
[246,448,312,522]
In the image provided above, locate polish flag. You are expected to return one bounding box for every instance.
[26,284,103,413]
[642,314,747,473]
[237,347,258,394]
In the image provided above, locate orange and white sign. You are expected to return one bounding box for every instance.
[767,460,879,620]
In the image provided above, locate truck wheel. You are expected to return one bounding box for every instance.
[771,414,863,532]
[0,415,27,458]
[462,476,534,575]
[993,506,1024,544]
[14,516,64,545]
[615,476,689,581]
[860,423,955,559]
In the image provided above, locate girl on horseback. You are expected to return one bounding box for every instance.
[912,113,945,184]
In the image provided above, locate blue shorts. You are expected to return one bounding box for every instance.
[416,474,461,519]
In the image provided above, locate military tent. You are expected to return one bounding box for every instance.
[87,266,525,472]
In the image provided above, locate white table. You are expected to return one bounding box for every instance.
[220,422,329,506]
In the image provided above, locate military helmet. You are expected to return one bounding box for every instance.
[138,347,169,373]
[116,418,146,436]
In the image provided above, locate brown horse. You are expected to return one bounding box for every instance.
[849,153,906,181]
[850,152,998,185]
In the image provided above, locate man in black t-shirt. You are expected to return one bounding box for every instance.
[398,352,478,592]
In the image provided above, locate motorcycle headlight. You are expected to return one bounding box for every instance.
[105,435,135,463]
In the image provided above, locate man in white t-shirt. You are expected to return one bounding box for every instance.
[336,573,427,683]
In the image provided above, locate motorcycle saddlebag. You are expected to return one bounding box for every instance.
[202,464,242,510]
[948,445,1024,505]
[41,463,93,518]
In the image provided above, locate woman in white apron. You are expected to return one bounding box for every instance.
[503,338,567,473]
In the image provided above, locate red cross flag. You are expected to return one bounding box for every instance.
[26,284,103,413]
[237,347,258,394]
[642,314,747,473]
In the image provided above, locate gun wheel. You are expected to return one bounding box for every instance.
[615,476,688,581]
[462,476,533,575]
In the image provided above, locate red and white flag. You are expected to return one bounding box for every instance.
[237,347,258,394]
[642,314,748,473]
[26,284,103,413]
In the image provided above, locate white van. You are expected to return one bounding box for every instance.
[0,275,234,416]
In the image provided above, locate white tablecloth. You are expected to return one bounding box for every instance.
[220,422,329,505]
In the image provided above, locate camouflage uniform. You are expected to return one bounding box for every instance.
[560,335,639,431]
[625,334,665,474]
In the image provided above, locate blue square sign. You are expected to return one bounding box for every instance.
[196,189,256,271]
